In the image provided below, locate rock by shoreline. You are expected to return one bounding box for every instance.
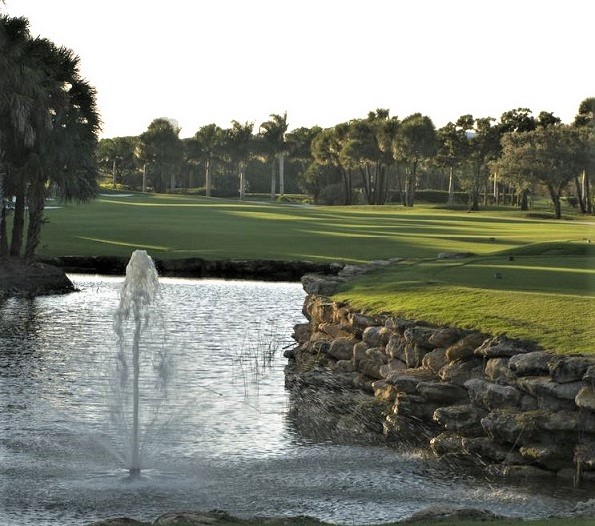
[0,257,76,297]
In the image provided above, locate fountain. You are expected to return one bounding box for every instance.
[111,250,172,478]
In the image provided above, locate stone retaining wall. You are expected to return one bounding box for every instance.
[285,271,595,486]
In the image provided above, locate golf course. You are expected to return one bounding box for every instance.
[37,191,594,355]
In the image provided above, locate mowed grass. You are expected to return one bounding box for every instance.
[39,192,593,261]
[37,192,594,355]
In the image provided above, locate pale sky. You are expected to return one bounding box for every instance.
[5,0,594,139]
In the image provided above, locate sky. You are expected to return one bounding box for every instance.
[5,0,594,139]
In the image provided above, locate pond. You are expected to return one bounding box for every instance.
[0,273,584,525]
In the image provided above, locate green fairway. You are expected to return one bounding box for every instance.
[35,193,594,355]
[39,192,593,262]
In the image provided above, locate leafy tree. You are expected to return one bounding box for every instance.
[492,109,537,206]
[137,118,183,193]
[536,111,561,129]
[392,113,437,207]
[574,97,595,127]
[498,125,586,218]
[435,121,469,205]
[259,112,288,197]
[457,115,501,211]
[311,123,353,205]
[285,125,321,192]
[573,97,595,214]
[499,108,536,134]
[97,136,138,188]
[339,110,399,205]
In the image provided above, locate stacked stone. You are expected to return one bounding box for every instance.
[287,280,595,485]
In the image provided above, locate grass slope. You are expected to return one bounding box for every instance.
[334,243,595,355]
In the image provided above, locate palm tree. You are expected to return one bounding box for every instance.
[192,123,224,197]
[23,38,100,258]
[259,112,288,198]
[224,121,254,200]
[0,15,101,258]
[0,15,45,256]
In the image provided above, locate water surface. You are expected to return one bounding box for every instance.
[0,276,585,525]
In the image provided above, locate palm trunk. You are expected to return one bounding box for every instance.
[238,162,245,200]
[279,153,285,195]
[25,184,45,259]
[205,158,211,197]
[270,158,276,198]
[10,181,26,257]
[405,161,417,207]
[584,170,593,214]
[142,163,147,193]
[447,166,455,205]
[0,172,7,257]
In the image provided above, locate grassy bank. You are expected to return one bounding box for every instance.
[187,520,594,526]
[121,515,594,526]
[36,193,594,355]
[243,520,592,526]
[334,242,595,355]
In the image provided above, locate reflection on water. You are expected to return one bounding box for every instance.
[0,276,585,526]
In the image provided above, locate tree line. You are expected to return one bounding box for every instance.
[1,12,593,261]
[99,102,594,220]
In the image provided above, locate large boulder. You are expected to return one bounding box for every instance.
[575,386,595,412]
[153,510,239,525]
[439,358,484,385]
[301,273,345,296]
[445,332,487,362]
[0,258,75,297]
[508,351,553,376]
[474,336,534,359]
[86,519,148,526]
[549,356,595,383]
[402,506,501,523]
[433,404,486,433]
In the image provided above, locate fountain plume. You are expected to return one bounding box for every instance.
[112,250,169,477]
